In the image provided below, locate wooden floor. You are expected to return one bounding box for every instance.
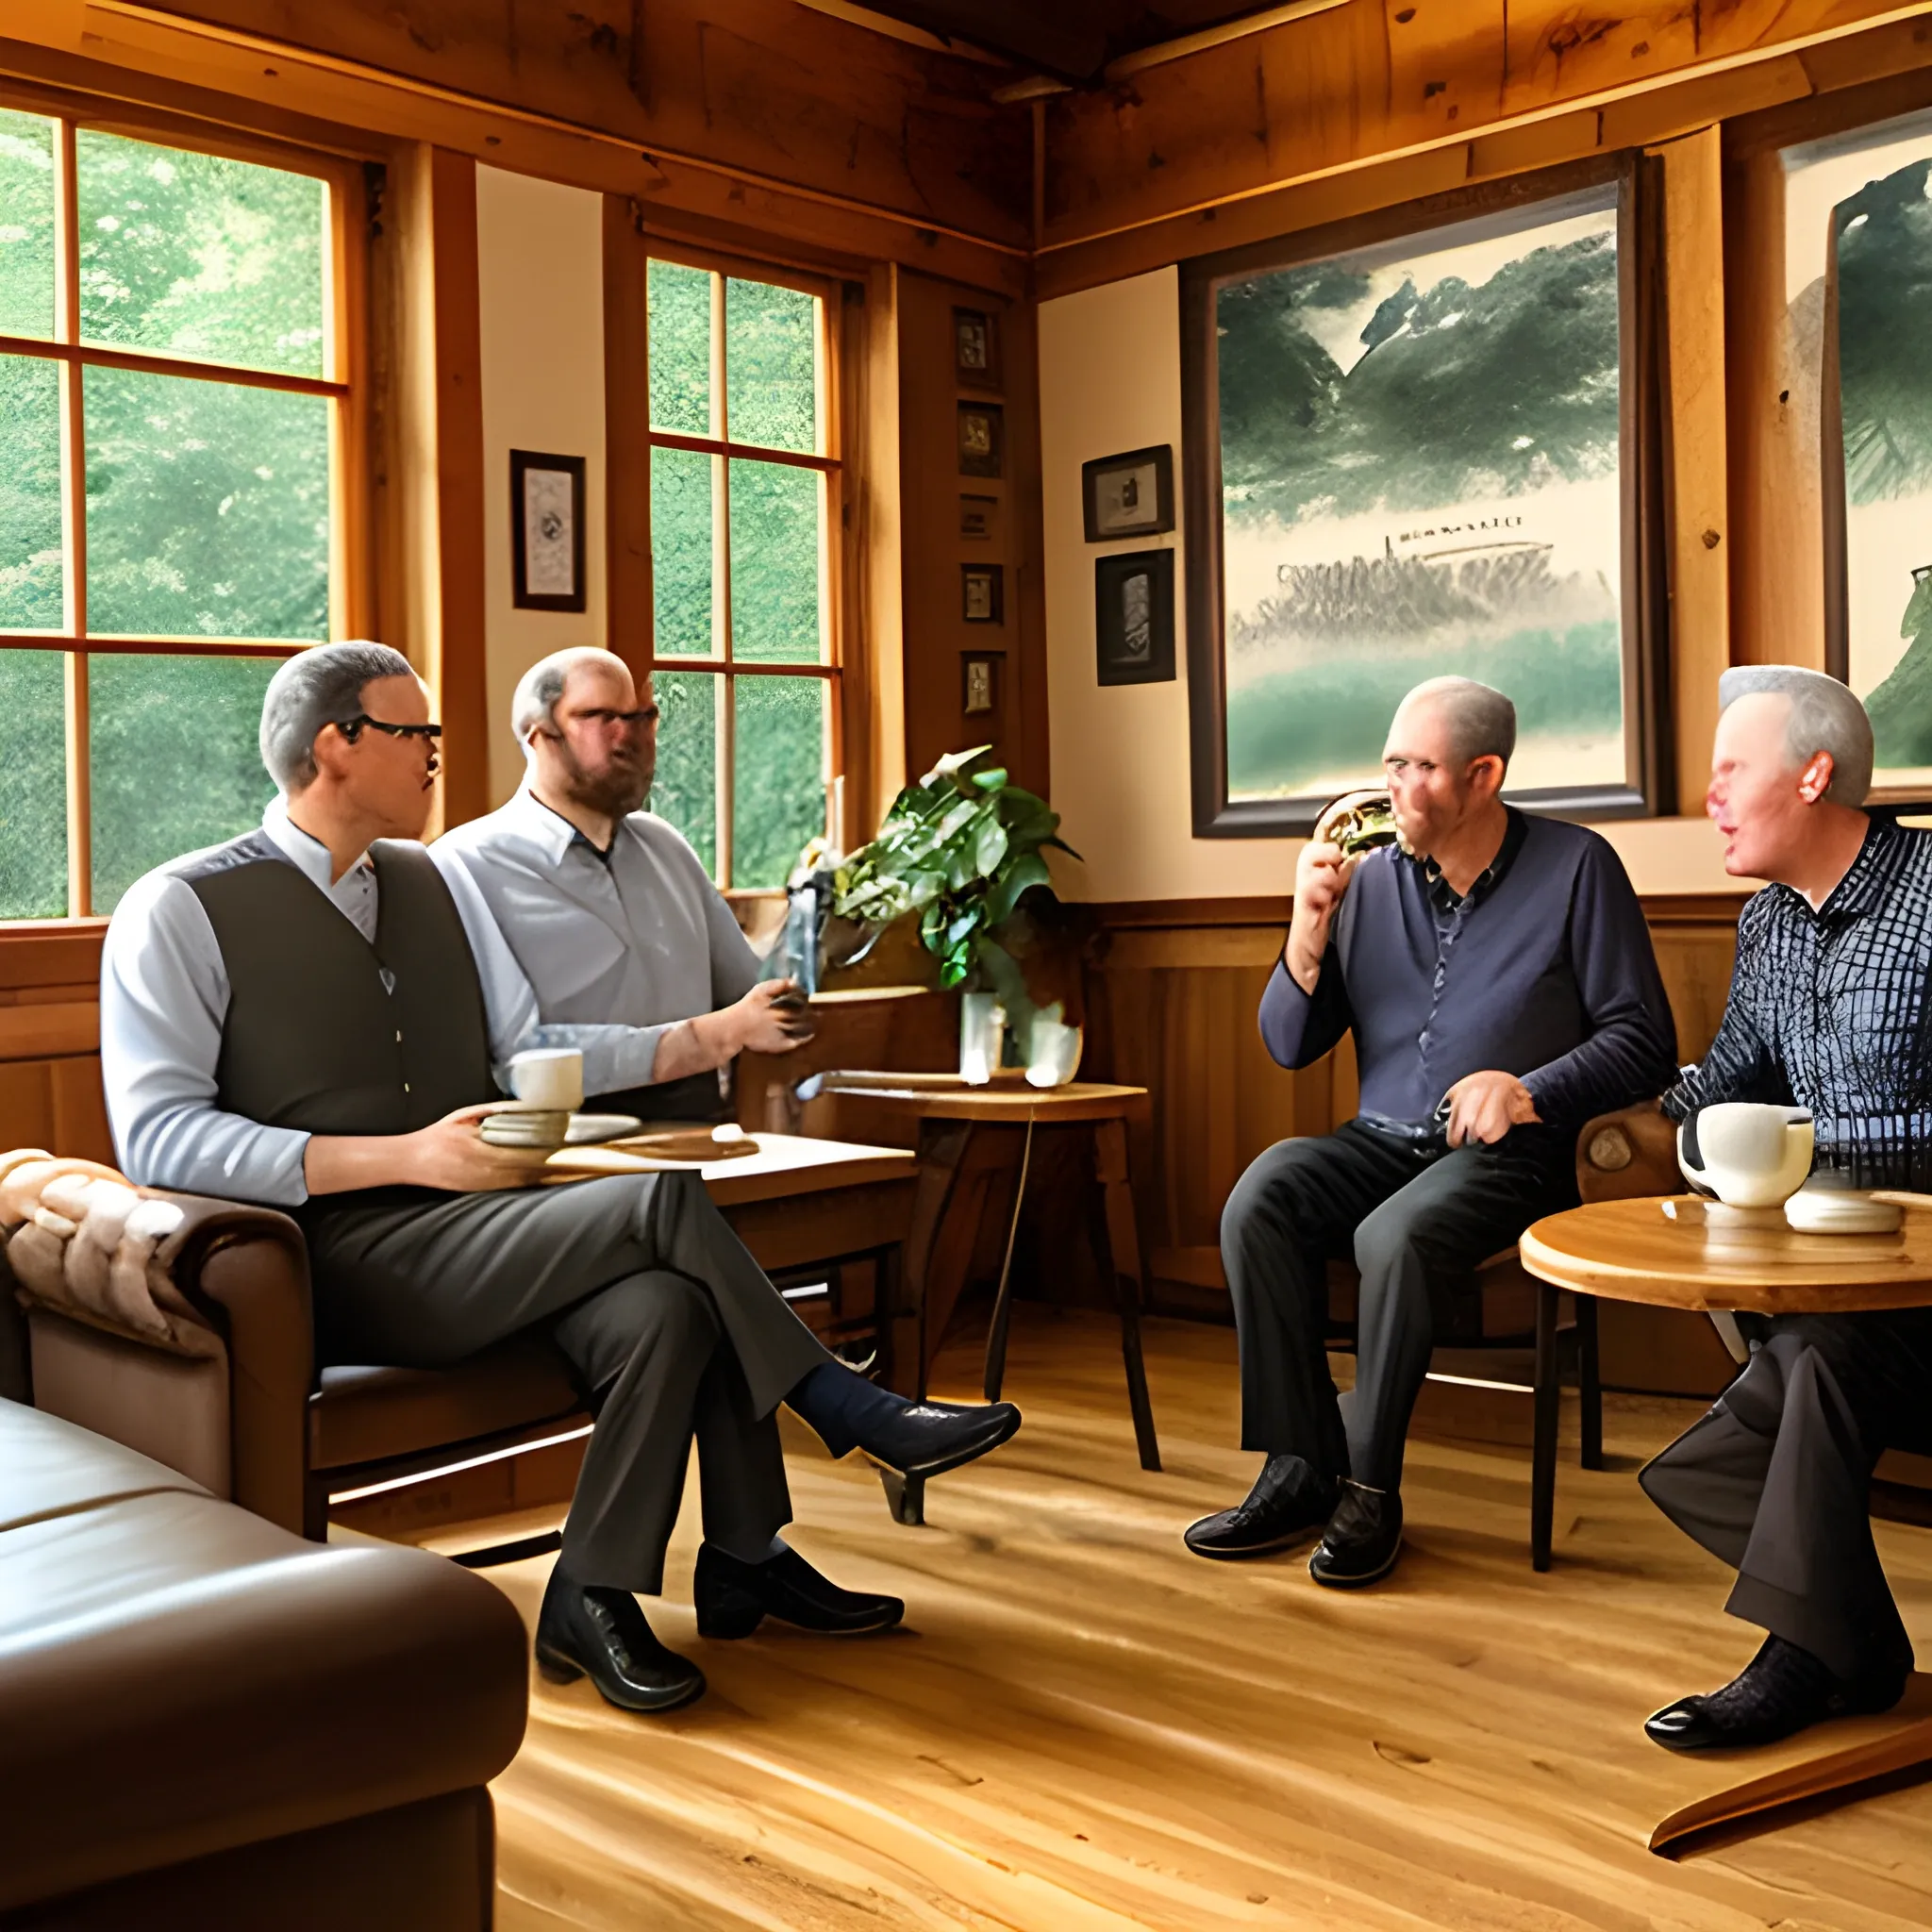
[437,1312,1932,1930]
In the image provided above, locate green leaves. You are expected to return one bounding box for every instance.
[831,745,1067,996]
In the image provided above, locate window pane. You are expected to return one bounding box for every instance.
[651,445,713,657]
[732,675,824,889]
[77,132,326,377]
[0,110,56,340]
[90,652,277,910]
[0,356,62,631]
[0,649,66,917]
[725,278,817,453]
[648,669,717,876]
[86,368,329,640]
[648,259,710,436]
[728,459,821,663]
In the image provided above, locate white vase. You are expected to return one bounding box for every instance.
[959,993,1006,1085]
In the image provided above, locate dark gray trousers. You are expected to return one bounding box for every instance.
[1221,1119,1576,1491]
[1640,1311,1932,1683]
[304,1172,832,1594]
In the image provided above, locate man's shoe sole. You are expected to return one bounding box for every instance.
[1308,1540,1403,1589]
[534,1639,707,1714]
[1184,1522,1326,1560]
[873,1405,1023,1482]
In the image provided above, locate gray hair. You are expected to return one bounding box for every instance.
[259,641,415,792]
[511,647,632,743]
[1398,675,1517,769]
[1718,665,1874,807]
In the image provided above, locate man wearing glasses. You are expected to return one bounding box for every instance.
[99,641,1018,1720]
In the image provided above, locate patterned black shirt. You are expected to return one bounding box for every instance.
[1664,814,1932,1189]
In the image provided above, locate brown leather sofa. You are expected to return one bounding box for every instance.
[0,1397,528,1930]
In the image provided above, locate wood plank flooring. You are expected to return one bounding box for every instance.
[436,1312,1932,1930]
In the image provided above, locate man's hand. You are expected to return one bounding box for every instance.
[728,979,818,1057]
[305,1103,556,1196]
[1285,840,1357,992]
[1442,1071,1541,1148]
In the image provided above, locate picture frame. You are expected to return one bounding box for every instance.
[961,563,1005,625]
[954,306,1001,388]
[510,449,588,613]
[958,403,1004,478]
[962,651,1003,716]
[1095,548,1176,687]
[1178,156,1668,836]
[1082,444,1175,543]
[959,493,999,541]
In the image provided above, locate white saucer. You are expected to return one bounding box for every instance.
[1783,1185,1902,1235]
[565,1113,644,1146]
[478,1111,641,1149]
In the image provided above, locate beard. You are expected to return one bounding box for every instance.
[554,735,652,820]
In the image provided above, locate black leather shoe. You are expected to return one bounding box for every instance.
[1308,1481,1404,1589]
[535,1568,706,1714]
[860,1400,1022,1481]
[1185,1456,1339,1560]
[694,1541,905,1640]
[1644,1634,1908,1752]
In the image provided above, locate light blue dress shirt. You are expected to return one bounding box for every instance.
[99,796,679,1208]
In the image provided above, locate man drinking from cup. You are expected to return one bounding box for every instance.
[99,643,1019,1719]
[1640,666,1932,1751]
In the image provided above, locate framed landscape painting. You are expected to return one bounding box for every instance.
[1181,162,1665,835]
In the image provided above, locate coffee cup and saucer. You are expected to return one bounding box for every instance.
[1674,1103,1901,1235]
[478,1048,642,1151]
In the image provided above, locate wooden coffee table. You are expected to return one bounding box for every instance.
[1520,1191,1932,1850]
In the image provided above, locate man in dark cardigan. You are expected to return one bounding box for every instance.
[100,643,1019,1717]
[1185,676,1677,1588]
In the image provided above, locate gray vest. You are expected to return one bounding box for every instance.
[180,831,494,1136]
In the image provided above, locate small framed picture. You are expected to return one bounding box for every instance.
[510,450,588,612]
[1082,444,1174,543]
[959,493,999,541]
[1095,548,1176,686]
[962,651,1003,716]
[961,563,1004,625]
[958,403,1004,478]
[954,306,1001,388]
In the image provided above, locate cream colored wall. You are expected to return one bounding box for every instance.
[475,165,608,808]
[1037,269,1736,902]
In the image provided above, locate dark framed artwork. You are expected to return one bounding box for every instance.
[962,650,1003,716]
[954,306,1001,388]
[958,402,1004,478]
[1083,444,1174,542]
[961,562,1005,624]
[510,449,588,613]
[1179,156,1669,836]
[959,493,999,541]
[1095,548,1176,686]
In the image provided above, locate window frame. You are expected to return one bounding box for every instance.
[639,235,846,891]
[0,79,370,918]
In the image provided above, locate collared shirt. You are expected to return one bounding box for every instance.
[1259,808,1677,1133]
[1664,813,1932,1189]
[429,782,759,1094]
[99,798,662,1208]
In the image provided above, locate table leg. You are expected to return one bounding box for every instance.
[1575,1292,1604,1473]
[1092,1117,1160,1474]
[1532,1279,1559,1572]
[896,1120,975,1401]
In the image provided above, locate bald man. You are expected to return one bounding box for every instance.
[1187,678,1675,1589]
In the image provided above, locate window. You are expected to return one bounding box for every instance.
[0,103,352,917]
[643,256,839,889]
[1785,108,1932,785]
[1180,162,1662,834]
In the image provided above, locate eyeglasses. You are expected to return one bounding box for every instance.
[337,714,443,745]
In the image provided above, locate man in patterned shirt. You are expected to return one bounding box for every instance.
[1641,665,1932,1751]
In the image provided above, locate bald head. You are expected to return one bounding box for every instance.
[513,646,657,824]
[1392,675,1517,770]
[512,646,635,745]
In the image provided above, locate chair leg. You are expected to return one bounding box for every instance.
[1531,1280,1559,1572]
[1575,1292,1604,1472]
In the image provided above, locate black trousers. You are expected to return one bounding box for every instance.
[1640,1310,1932,1683]
[305,1172,831,1595]
[1221,1119,1576,1491]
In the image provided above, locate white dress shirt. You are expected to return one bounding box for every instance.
[429,782,759,1093]
[99,796,664,1208]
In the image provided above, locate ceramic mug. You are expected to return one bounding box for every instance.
[508,1047,585,1113]
[1676,1102,1814,1208]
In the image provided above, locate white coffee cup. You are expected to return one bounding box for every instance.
[508,1047,584,1113]
[1677,1103,1814,1208]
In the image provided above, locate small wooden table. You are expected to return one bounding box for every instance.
[1520,1192,1932,1849]
[817,1076,1161,1515]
